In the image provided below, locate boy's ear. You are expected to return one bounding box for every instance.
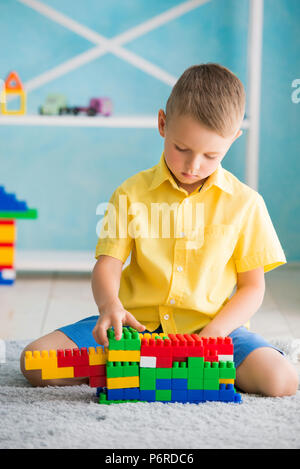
[231,129,243,143]
[158,109,167,137]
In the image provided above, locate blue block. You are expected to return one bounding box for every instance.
[156,379,171,390]
[187,389,204,402]
[140,390,156,402]
[203,389,219,402]
[107,388,124,401]
[171,390,188,403]
[96,387,104,397]
[234,392,242,403]
[123,387,140,400]
[172,378,188,390]
[219,384,235,402]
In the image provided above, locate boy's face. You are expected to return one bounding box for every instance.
[158,109,242,193]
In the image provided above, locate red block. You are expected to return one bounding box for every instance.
[156,356,173,367]
[140,338,157,356]
[57,347,89,367]
[73,364,106,378]
[89,375,106,388]
[182,334,204,357]
[216,337,234,355]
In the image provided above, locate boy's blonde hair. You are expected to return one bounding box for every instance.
[165,63,246,138]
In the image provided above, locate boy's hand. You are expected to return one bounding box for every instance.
[92,302,146,347]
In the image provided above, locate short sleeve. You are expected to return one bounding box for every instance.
[95,186,133,263]
[233,193,287,273]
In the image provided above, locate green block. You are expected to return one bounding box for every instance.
[187,363,203,379]
[140,368,156,390]
[219,361,236,379]
[156,390,172,401]
[122,362,139,377]
[106,361,123,378]
[107,328,125,350]
[172,362,188,379]
[203,380,219,390]
[203,362,219,381]
[187,377,204,390]
[188,357,204,368]
[124,327,141,350]
[0,209,38,219]
[156,367,172,379]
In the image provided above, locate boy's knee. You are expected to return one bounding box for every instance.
[261,362,299,397]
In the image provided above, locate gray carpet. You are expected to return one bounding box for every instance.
[1,339,300,449]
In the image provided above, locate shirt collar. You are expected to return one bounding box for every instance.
[149,152,233,195]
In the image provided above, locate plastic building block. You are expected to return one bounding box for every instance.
[88,346,107,365]
[172,378,188,390]
[171,390,188,403]
[156,379,171,390]
[156,390,172,401]
[0,187,37,286]
[24,329,242,405]
[140,356,156,368]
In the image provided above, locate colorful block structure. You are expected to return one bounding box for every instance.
[0,185,38,285]
[24,327,242,405]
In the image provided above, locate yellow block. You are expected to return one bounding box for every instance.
[88,346,108,365]
[0,224,16,243]
[107,376,139,389]
[219,379,235,385]
[25,350,74,380]
[108,350,140,362]
[25,350,57,370]
[0,246,14,265]
[1,89,26,115]
[42,366,74,380]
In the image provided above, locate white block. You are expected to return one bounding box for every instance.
[218,355,234,362]
[140,356,156,368]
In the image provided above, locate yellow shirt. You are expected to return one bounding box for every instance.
[95,152,286,335]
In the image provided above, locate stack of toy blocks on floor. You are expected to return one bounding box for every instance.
[0,185,38,285]
[24,327,242,404]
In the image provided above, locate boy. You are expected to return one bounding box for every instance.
[21,64,298,396]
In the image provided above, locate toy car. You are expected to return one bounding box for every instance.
[59,97,112,117]
[39,94,67,115]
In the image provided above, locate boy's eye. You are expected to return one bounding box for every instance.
[175,145,187,152]
[204,154,216,159]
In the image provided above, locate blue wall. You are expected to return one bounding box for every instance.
[0,0,299,260]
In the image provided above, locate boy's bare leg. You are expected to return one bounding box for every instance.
[236,347,299,397]
[20,330,89,387]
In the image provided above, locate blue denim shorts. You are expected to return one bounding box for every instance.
[58,315,283,368]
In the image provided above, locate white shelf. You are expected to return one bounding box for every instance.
[15,250,96,273]
[15,250,130,273]
[0,114,250,129]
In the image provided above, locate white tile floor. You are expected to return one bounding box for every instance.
[0,265,299,343]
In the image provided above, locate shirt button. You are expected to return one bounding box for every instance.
[177,266,183,272]
[170,299,175,304]
[164,314,169,320]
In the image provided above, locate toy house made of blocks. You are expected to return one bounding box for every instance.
[25,327,242,404]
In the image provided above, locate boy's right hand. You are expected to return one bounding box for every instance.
[92,302,146,347]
